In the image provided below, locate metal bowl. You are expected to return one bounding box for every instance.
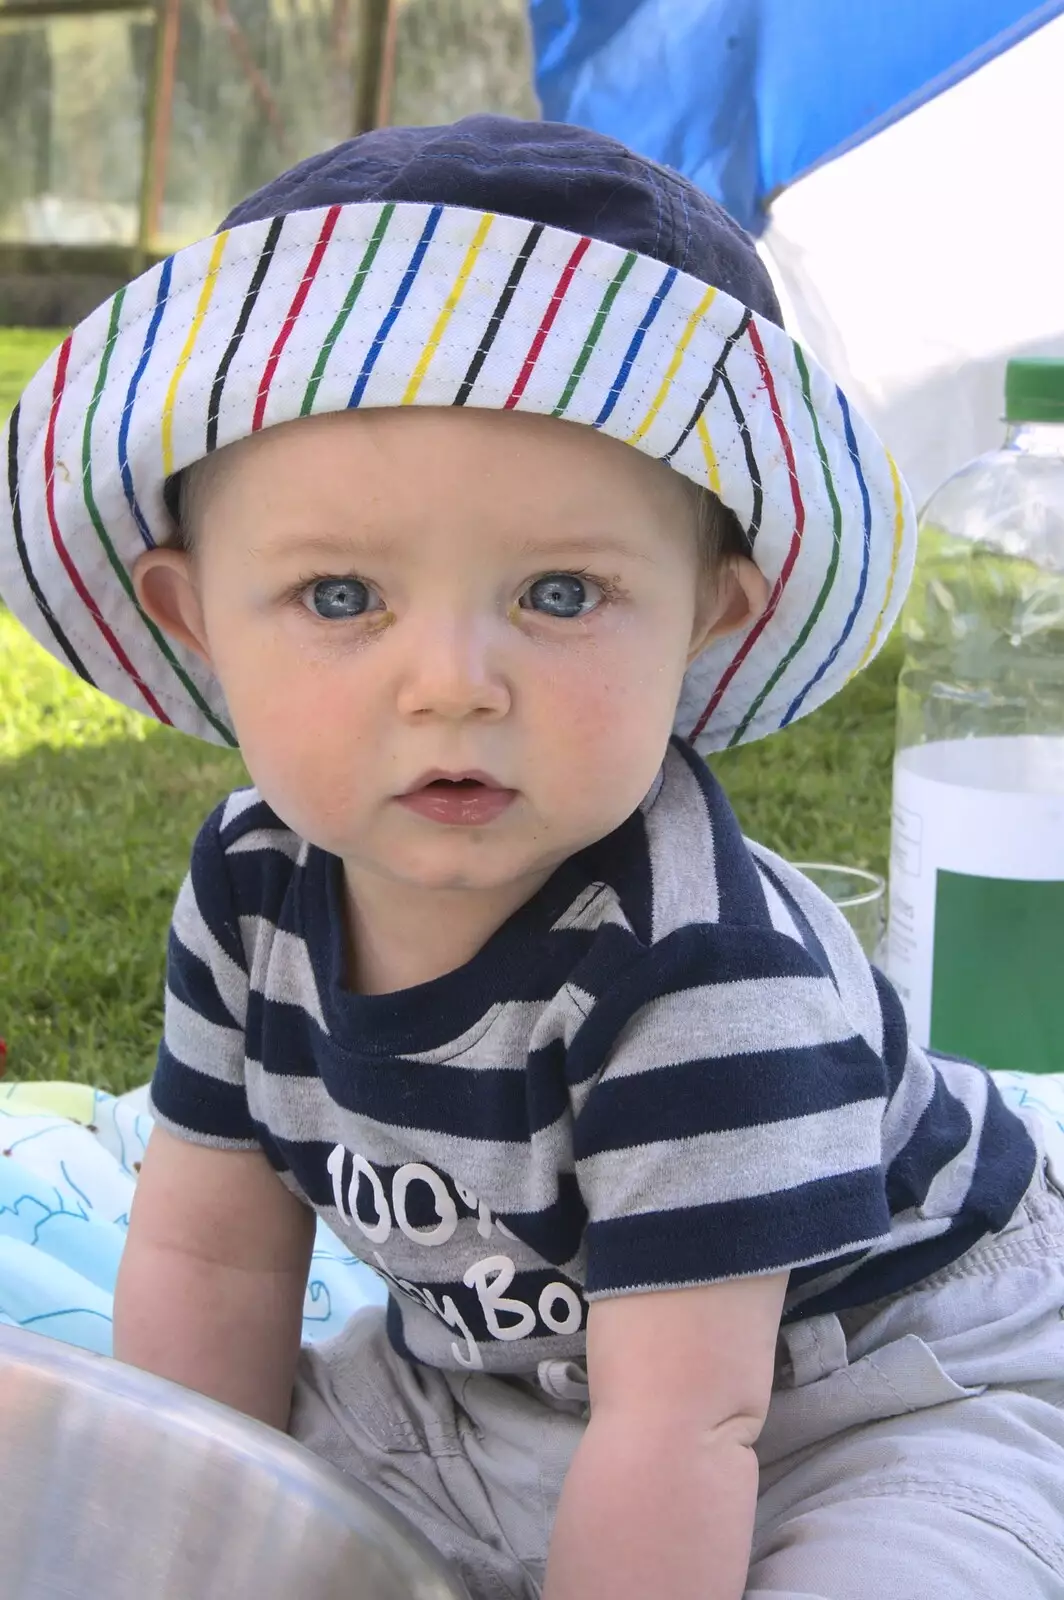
[0,1325,470,1599]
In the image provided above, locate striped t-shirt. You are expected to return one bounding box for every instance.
[149,737,1036,1376]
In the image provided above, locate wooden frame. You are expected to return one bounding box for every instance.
[0,0,400,273]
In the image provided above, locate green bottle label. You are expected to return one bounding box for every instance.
[887,738,1064,1072]
[930,872,1064,1075]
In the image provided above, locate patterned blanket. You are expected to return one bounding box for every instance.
[1,1075,1061,1357]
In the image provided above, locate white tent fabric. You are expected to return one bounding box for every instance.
[759,14,1064,509]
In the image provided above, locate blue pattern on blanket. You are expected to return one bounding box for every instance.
[0,1074,1060,1358]
[0,1083,386,1355]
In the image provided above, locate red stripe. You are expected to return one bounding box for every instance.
[43,338,173,724]
[504,236,592,409]
[252,205,342,432]
[691,320,806,741]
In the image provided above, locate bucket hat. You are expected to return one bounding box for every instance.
[0,115,915,753]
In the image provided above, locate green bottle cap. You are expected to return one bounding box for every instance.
[1004,357,1064,422]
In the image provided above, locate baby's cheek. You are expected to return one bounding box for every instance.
[537,661,674,800]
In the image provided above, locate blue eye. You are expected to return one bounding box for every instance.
[521,573,602,618]
[302,577,380,620]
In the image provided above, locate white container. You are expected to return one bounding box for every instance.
[886,359,1064,1074]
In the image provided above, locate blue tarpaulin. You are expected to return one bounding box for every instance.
[529,0,1064,232]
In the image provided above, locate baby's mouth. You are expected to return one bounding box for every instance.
[402,769,507,795]
[396,770,517,826]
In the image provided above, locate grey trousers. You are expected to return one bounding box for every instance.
[290,1153,1064,1600]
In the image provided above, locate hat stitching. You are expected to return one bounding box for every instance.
[19,224,775,479]
[8,203,902,752]
[690,318,805,740]
[454,220,544,408]
[120,255,176,550]
[6,399,95,686]
[38,336,176,726]
[641,161,666,259]
[778,381,873,730]
[673,181,694,275]
[206,216,286,454]
[741,342,845,739]
[855,451,907,675]
[83,282,239,742]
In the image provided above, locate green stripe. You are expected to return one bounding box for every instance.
[301,202,396,416]
[81,289,238,746]
[726,342,843,748]
[551,251,637,417]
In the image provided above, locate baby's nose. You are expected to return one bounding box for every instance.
[395,615,511,721]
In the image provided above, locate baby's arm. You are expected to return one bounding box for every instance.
[543,1269,788,1600]
[114,1125,316,1430]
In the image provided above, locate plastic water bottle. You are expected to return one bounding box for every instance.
[886,358,1064,1075]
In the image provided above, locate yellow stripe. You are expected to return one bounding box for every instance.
[854,451,906,674]
[162,230,230,476]
[695,414,722,495]
[626,285,717,445]
[402,213,495,405]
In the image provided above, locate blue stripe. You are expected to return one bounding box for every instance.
[885,1073,972,1212]
[593,265,676,426]
[585,1167,891,1294]
[780,385,872,725]
[349,205,443,407]
[873,966,911,1099]
[753,856,834,980]
[151,1051,257,1143]
[574,1037,884,1156]
[119,255,174,549]
[677,740,771,927]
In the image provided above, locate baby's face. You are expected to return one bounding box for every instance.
[137,407,744,904]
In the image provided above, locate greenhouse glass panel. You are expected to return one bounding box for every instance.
[0,8,152,245]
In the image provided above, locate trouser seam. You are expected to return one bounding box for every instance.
[809,1474,1064,1575]
[841,1219,1064,1325]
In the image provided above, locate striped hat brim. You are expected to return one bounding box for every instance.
[0,200,915,753]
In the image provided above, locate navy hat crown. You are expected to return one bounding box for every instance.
[221,114,782,326]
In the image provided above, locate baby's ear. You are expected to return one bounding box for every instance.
[687,555,770,664]
[132,547,213,667]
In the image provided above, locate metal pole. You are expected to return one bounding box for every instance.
[134,0,180,269]
[354,0,398,134]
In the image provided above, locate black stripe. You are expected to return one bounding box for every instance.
[872,966,911,1098]
[166,929,246,1033]
[5,400,94,684]
[754,856,834,980]
[453,222,543,407]
[206,215,284,451]
[950,1076,1037,1230]
[661,307,750,464]
[151,1052,257,1143]
[566,920,847,1086]
[585,1166,891,1294]
[674,737,772,928]
[574,1035,884,1155]
[885,1072,972,1213]
[718,363,764,540]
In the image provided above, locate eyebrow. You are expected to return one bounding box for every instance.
[250,530,651,563]
[249,534,395,562]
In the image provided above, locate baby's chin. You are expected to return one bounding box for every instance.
[336,830,588,900]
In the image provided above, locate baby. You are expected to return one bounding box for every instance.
[3,116,1064,1600]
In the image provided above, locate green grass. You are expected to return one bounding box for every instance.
[0,328,902,1091]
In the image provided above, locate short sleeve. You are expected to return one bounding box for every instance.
[573,926,894,1298]
[147,800,258,1149]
